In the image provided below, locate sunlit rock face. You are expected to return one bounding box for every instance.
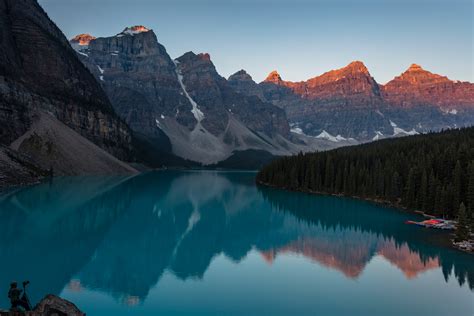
[0,0,133,160]
[70,33,96,46]
[231,62,391,139]
[264,70,284,84]
[263,61,380,102]
[121,25,150,35]
[230,62,474,141]
[382,64,474,109]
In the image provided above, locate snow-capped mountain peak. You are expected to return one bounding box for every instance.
[120,25,150,36]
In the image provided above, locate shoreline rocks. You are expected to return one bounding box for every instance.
[0,295,85,316]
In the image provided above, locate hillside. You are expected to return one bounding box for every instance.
[0,0,136,188]
[257,127,474,219]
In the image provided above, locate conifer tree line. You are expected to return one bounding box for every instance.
[257,127,474,224]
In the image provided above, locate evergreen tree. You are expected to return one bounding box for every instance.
[426,170,436,212]
[404,168,417,209]
[455,203,470,242]
[467,163,474,230]
[452,160,462,215]
[420,169,428,210]
[390,171,400,201]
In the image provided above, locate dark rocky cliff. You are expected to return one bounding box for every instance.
[82,26,196,136]
[72,28,295,165]
[175,52,290,138]
[0,0,133,160]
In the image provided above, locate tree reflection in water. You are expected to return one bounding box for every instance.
[0,170,472,308]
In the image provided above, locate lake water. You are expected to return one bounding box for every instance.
[0,170,472,315]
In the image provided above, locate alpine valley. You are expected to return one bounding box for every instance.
[1,0,473,188]
[0,1,473,315]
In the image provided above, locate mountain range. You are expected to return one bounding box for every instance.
[229,62,474,140]
[71,26,346,166]
[0,0,473,185]
[70,26,474,166]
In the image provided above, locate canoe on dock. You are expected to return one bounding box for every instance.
[405,218,455,230]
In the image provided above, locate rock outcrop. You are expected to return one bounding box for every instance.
[0,294,85,316]
[227,70,265,102]
[69,33,96,48]
[33,295,84,316]
[0,145,47,189]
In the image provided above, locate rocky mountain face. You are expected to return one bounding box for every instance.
[382,64,474,109]
[72,27,314,165]
[229,62,474,141]
[0,0,137,187]
[379,64,474,134]
[228,70,265,100]
[82,26,196,134]
[74,25,196,166]
[0,0,133,161]
[174,51,290,138]
[230,62,392,140]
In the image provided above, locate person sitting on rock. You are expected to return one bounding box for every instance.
[8,281,31,311]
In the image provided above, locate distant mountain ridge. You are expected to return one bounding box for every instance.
[229,61,474,141]
[71,24,473,164]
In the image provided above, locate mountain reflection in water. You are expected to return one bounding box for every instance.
[0,171,472,314]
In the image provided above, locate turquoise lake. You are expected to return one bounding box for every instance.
[0,170,472,315]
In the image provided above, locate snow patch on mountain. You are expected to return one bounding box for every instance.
[174,61,205,123]
[121,26,150,36]
[373,131,384,141]
[390,120,419,136]
[316,130,346,142]
[442,108,458,115]
[290,127,304,135]
[96,65,104,81]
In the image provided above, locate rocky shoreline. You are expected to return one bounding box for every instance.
[0,295,84,316]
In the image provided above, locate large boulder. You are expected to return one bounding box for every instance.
[0,295,85,316]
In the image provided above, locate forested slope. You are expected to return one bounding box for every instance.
[257,128,474,220]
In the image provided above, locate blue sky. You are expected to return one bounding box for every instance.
[39,0,473,83]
